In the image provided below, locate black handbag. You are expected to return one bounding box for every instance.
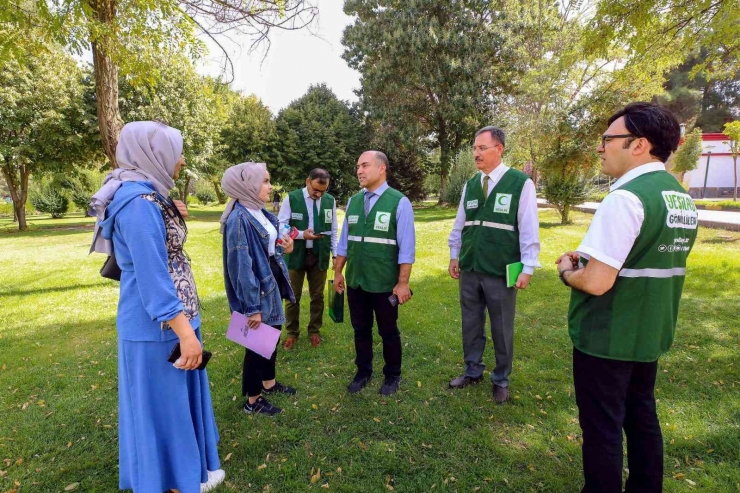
[100,250,122,281]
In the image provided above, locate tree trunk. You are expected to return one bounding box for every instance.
[212,178,226,204]
[438,134,451,204]
[1,160,29,231]
[561,203,571,225]
[181,176,191,204]
[90,0,123,167]
[734,156,738,201]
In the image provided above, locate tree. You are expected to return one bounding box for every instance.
[657,50,740,131]
[0,42,102,230]
[586,0,740,79]
[274,84,368,203]
[671,127,703,179]
[723,121,740,201]
[119,54,234,203]
[342,0,514,198]
[2,0,317,166]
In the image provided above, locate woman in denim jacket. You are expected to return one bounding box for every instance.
[220,162,297,415]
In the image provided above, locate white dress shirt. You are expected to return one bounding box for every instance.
[278,187,338,254]
[247,207,278,256]
[448,164,541,275]
[576,162,667,270]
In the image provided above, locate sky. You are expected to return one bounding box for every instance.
[197,0,362,114]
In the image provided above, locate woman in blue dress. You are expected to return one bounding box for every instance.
[90,121,224,493]
[220,162,297,416]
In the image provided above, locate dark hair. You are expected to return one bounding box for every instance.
[308,168,330,184]
[607,102,680,162]
[475,126,506,147]
[374,151,389,170]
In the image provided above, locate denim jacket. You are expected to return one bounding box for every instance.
[223,203,295,326]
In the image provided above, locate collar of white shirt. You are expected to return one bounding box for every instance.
[609,162,666,192]
[363,181,389,197]
[302,187,310,199]
[480,164,510,187]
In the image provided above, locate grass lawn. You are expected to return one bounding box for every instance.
[0,205,738,492]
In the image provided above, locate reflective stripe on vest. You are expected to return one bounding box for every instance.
[618,267,686,278]
[348,235,397,246]
[463,220,515,232]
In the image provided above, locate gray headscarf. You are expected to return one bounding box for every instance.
[219,162,268,233]
[89,121,183,253]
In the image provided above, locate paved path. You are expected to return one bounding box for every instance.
[537,199,740,232]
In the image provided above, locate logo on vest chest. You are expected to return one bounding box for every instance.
[493,194,512,214]
[324,209,333,222]
[661,191,698,229]
[291,212,304,221]
[466,199,479,210]
[347,215,359,225]
[374,212,391,231]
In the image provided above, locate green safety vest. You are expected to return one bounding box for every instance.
[459,168,528,278]
[284,189,334,271]
[345,187,404,293]
[568,171,698,362]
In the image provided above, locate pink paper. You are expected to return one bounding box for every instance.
[226,311,281,359]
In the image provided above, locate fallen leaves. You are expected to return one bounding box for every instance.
[310,467,321,484]
[64,483,79,491]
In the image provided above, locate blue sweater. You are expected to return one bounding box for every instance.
[100,182,200,341]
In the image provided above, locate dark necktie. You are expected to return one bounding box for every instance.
[364,192,374,217]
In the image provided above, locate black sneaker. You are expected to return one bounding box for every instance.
[347,374,372,394]
[380,377,401,396]
[262,381,297,395]
[243,396,282,416]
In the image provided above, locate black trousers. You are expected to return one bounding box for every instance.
[241,327,281,398]
[347,286,402,379]
[573,347,663,493]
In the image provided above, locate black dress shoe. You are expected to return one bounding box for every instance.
[347,374,372,394]
[262,381,297,395]
[380,377,401,396]
[448,375,482,389]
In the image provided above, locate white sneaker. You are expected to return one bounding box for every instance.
[200,469,226,493]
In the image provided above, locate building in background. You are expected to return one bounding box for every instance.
[684,133,737,198]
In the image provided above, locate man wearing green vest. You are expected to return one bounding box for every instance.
[448,126,541,404]
[334,151,416,396]
[278,169,338,349]
[556,103,697,493]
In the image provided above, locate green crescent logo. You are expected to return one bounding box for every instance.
[497,195,509,205]
[378,213,390,224]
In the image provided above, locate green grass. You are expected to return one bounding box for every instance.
[0,205,738,492]
[693,200,740,210]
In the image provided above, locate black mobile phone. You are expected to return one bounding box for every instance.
[388,289,414,307]
[167,343,212,370]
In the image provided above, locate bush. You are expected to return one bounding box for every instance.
[543,175,592,224]
[442,149,478,205]
[195,189,216,205]
[31,184,69,218]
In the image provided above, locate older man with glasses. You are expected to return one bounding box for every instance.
[447,126,541,404]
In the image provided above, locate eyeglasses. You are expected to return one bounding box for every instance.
[307,182,328,196]
[600,134,635,148]
[472,144,502,152]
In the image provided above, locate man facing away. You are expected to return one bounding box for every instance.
[556,102,697,492]
[334,151,416,396]
[448,126,541,404]
[278,168,338,349]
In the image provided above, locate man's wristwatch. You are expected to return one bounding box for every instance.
[559,269,571,287]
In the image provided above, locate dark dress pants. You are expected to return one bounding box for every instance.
[573,347,663,493]
[347,286,402,379]
[242,328,281,398]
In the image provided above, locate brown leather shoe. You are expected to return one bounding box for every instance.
[493,384,510,404]
[283,336,297,350]
[448,375,482,389]
[310,334,321,347]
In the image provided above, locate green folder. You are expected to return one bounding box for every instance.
[506,262,524,288]
[327,279,344,323]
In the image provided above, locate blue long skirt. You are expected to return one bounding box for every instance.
[118,329,220,493]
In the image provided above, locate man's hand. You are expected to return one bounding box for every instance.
[556,251,580,273]
[172,199,189,219]
[514,273,532,290]
[334,272,345,293]
[393,282,412,305]
[449,259,460,279]
[303,228,321,240]
[247,313,262,329]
